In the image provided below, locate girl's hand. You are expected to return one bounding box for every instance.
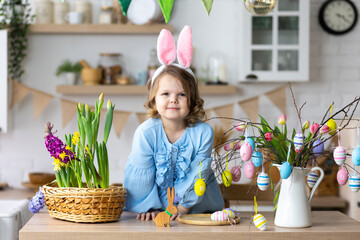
[170,204,190,221]
[137,210,160,221]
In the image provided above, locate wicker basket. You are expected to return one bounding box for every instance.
[42,182,127,223]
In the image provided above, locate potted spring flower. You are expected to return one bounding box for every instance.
[55,60,83,85]
[29,93,127,223]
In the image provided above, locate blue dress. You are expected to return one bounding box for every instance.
[124,118,224,213]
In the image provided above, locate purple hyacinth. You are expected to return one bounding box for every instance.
[44,122,74,163]
[29,188,45,213]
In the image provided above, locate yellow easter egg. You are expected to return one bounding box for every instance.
[222,170,233,187]
[194,179,206,196]
[326,119,337,135]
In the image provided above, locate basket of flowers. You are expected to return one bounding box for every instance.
[29,94,126,223]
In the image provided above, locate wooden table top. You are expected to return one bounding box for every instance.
[20,211,360,240]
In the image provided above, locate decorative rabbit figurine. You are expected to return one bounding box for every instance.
[153,187,178,227]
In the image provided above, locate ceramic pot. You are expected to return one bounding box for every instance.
[274,164,324,228]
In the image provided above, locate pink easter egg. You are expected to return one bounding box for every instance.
[337,167,348,186]
[231,166,241,182]
[333,146,346,165]
[244,162,255,179]
[240,142,253,162]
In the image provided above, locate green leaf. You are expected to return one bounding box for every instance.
[81,116,93,150]
[103,104,114,144]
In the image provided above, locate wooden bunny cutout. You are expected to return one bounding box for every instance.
[153,187,178,227]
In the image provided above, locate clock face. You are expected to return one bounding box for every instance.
[319,0,358,35]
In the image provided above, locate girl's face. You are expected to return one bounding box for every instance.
[155,74,190,124]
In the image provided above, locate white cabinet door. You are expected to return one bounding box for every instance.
[0,30,8,133]
[238,0,309,82]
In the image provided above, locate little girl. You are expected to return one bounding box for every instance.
[124,26,224,221]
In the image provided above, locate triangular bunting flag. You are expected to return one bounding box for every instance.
[238,97,259,122]
[158,0,174,23]
[60,99,77,129]
[32,90,54,119]
[118,0,132,16]
[113,111,131,138]
[213,104,234,129]
[265,86,287,115]
[10,79,30,109]
[135,112,147,124]
[202,0,213,15]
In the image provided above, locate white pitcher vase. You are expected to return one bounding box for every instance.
[274,164,324,228]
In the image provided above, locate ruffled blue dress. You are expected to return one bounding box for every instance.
[124,118,224,213]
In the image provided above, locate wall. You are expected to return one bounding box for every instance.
[0,0,359,218]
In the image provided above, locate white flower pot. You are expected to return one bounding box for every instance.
[65,72,78,85]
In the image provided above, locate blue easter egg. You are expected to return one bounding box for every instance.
[312,139,324,156]
[352,147,360,166]
[252,151,263,167]
[280,162,293,179]
[245,138,255,151]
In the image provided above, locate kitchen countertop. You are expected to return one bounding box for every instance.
[20,211,360,240]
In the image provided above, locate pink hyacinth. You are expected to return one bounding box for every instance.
[278,114,287,125]
[320,125,330,134]
[234,122,245,132]
[265,132,273,141]
[310,123,319,135]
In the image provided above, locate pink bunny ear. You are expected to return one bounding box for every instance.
[177,25,192,68]
[157,29,176,65]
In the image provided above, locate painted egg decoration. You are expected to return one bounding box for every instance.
[312,139,324,156]
[333,146,346,165]
[307,171,319,188]
[257,172,269,191]
[244,162,255,179]
[222,170,233,187]
[351,147,360,166]
[293,133,305,151]
[349,175,360,192]
[253,213,267,231]
[211,209,235,221]
[280,162,293,179]
[240,142,253,162]
[194,179,206,196]
[222,209,235,219]
[231,166,241,182]
[252,151,263,167]
[245,138,255,151]
[337,167,348,186]
[326,118,337,135]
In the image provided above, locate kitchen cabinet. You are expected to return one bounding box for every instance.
[238,0,309,82]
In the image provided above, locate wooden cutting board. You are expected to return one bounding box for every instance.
[178,214,240,226]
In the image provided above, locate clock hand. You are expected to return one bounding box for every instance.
[336,13,350,24]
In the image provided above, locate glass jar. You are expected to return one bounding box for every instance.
[98,6,114,24]
[98,53,123,84]
[35,0,53,24]
[53,0,69,24]
[74,0,92,23]
[207,53,227,84]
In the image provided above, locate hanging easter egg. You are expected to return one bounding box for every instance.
[240,142,253,161]
[351,147,360,166]
[293,133,305,151]
[333,146,346,165]
[244,162,255,179]
[326,118,337,135]
[244,0,277,16]
[245,138,255,151]
[312,139,324,156]
[222,209,235,219]
[349,175,360,192]
[257,172,269,191]
[253,213,267,231]
[252,151,263,167]
[307,171,319,188]
[231,166,241,182]
[211,210,229,221]
[222,170,233,187]
[337,167,348,186]
[194,179,206,196]
[280,162,293,179]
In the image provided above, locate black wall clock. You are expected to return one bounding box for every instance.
[318,0,358,35]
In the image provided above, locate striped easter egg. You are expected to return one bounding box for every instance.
[231,166,241,182]
[307,171,319,188]
[349,175,360,192]
[294,133,305,151]
[223,209,235,219]
[253,213,267,231]
[257,172,269,191]
[333,146,346,165]
[211,210,229,221]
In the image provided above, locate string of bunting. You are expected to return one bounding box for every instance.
[9,79,287,138]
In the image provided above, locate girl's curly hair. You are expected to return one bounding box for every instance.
[144,65,205,127]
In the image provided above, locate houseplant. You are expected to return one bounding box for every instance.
[0,0,34,81]
[56,59,83,85]
[30,93,126,223]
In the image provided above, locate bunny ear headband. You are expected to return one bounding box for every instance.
[151,25,196,85]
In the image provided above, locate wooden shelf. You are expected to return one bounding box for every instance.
[30,23,173,34]
[56,85,237,95]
